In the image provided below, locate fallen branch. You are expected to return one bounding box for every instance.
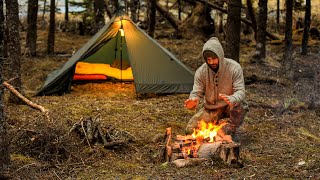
[3,81,48,113]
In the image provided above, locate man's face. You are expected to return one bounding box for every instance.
[206,56,219,70]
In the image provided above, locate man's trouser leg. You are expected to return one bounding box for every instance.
[223,103,248,135]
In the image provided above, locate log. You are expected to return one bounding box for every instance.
[197,142,222,158]
[172,158,207,168]
[218,142,241,165]
[104,140,127,148]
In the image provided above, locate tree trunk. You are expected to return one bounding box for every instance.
[0,0,10,169]
[178,0,181,20]
[225,0,241,62]
[111,0,119,14]
[284,0,293,68]
[104,2,113,18]
[246,0,257,39]
[41,0,47,29]
[301,0,310,55]
[94,0,105,31]
[65,0,69,22]
[5,0,24,103]
[47,0,55,54]
[178,2,214,40]
[148,0,156,38]
[254,0,268,62]
[130,0,139,22]
[26,0,38,56]
[155,1,180,30]
[276,0,280,31]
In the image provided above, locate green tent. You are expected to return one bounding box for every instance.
[37,13,194,96]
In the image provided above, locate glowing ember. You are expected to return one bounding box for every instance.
[182,120,228,157]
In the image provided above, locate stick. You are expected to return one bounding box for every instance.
[97,124,108,146]
[3,81,48,113]
[104,140,127,148]
[81,120,92,149]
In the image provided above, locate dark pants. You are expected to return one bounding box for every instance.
[185,102,248,135]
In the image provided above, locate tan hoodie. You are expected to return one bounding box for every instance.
[189,37,245,110]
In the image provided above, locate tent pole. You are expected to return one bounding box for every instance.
[120,18,123,83]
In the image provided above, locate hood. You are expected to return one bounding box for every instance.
[202,37,225,71]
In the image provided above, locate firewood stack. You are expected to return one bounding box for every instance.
[157,127,242,168]
[69,114,136,149]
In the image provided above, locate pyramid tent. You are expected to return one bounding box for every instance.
[37,13,194,96]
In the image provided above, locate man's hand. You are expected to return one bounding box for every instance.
[184,98,199,110]
[219,93,233,107]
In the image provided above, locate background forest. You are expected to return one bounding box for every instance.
[0,0,319,179]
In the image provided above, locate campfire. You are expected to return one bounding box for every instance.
[157,120,242,168]
[179,120,231,158]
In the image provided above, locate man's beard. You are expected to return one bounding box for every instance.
[209,64,219,72]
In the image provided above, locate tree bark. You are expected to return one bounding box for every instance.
[254,0,268,61]
[284,0,293,64]
[5,0,24,103]
[301,0,311,55]
[148,0,156,38]
[225,0,241,62]
[47,0,55,54]
[0,0,10,169]
[41,0,47,29]
[26,0,38,56]
[94,0,105,31]
[246,0,257,39]
[65,0,69,22]
[276,0,280,31]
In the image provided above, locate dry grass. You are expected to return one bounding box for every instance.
[3,24,320,179]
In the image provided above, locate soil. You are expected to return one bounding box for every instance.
[2,25,320,179]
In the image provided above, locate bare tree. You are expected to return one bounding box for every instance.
[148,0,156,38]
[5,0,24,103]
[301,0,311,55]
[26,0,39,56]
[47,0,55,54]
[254,0,268,62]
[225,0,241,62]
[0,0,10,169]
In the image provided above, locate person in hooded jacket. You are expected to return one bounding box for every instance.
[184,37,248,138]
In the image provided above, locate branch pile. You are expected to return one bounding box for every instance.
[69,114,137,149]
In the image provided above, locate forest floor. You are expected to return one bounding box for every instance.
[1,26,320,179]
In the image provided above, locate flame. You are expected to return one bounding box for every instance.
[192,120,227,142]
[182,120,228,157]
